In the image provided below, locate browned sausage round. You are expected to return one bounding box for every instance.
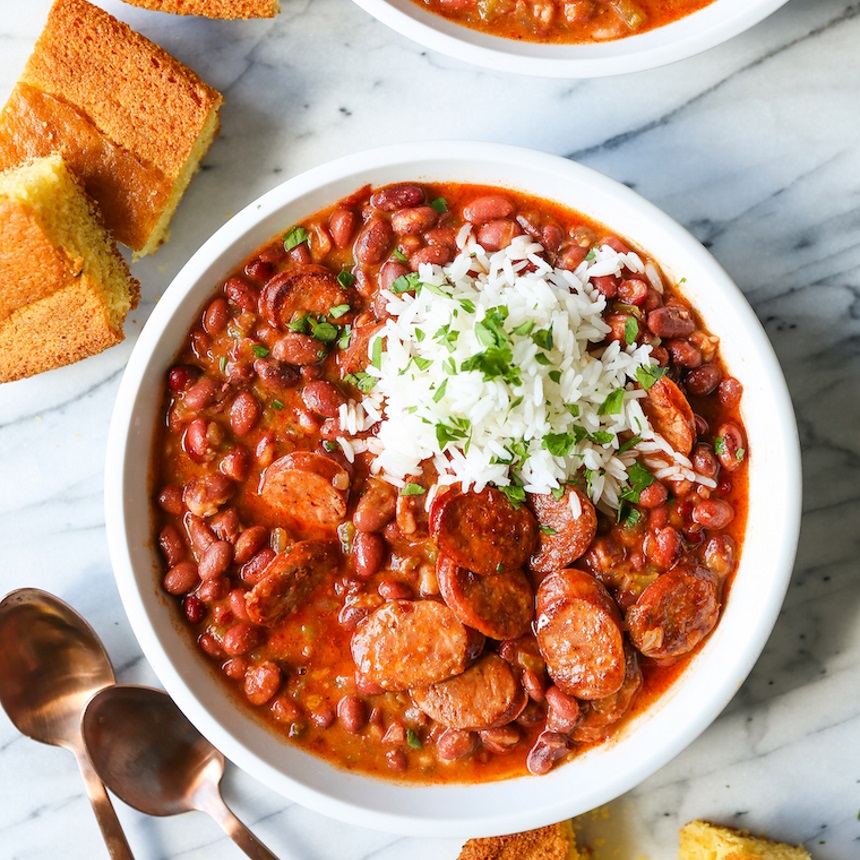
[642,376,696,456]
[260,451,349,533]
[625,564,721,660]
[337,321,384,376]
[429,486,538,576]
[410,653,527,731]
[536,568,626,700]
[571,645,643,744]
[350,599,484,691]
[259,265,349,330]
[437,554,533,640]
[528,486,597,574]
[245,540,338,628]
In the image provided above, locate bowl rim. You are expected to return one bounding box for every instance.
[105,140,802,837]
[346,0,791,77]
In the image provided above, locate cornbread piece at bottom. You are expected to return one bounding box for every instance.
[119,0,279,18]
[0,154,139,383]
[0,0,223,256]
[679,820,812,860]
[458,821,582,860]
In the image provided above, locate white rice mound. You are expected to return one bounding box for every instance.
[338,228,711,511]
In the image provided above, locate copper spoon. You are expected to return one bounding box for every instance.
[0,588,134,859]
[83,684,281,860]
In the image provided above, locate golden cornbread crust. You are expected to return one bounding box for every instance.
[0,154,139,383]
[0,0,223,255]
[458,821,582,860]
[120,0,280,18]
[679,820,812,860]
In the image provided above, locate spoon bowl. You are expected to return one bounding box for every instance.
[0,588,134,859]
[84,685,280,860]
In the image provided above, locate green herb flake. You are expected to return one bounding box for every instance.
[551,486,566,501]
[287,315,311,334]
[337,324,352,350]
[540,524,558,536]
[329,304,351,319]
[619,461,655,506]
[736,447,746,461]
[565,403,580,418]
[415,328,426,342]
[429,197,448,214]
[271,399,285,411]
[432,378,448,403]
[392,248,408,262]
[342,371,377,393]
[585,247,596,261]
[497,484,525,508]
[283,226,309,251]
[401,483,426,497]
[219,356,227,373]
[406,728,422,749]
[624,508,642,528]
[543,432,576,458]
[322,440,338,452]
[624,316,639,345]
[391,272,421,294]
[598,388,625,416]
[548,370,562,384]
[251,344,270,358]
[635,363,667,391]
[459,299,476,314]
[618,434,642,454]
[311,320,339,343]
[714,436,727,455]
[590,430,615,445]
[533,352,552,366]
[371,336,384,370]
[413,356,432,372]
[512,320,536,337]
[532,328,553,350]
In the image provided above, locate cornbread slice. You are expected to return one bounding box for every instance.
[458,821,582,860]
[0,0,223,256]
[120,0,279,18]
[679,820,812,860]
[0,154,140,382]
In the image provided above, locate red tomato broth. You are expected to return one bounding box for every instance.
[409,0,717,46]
[152,181,748,783]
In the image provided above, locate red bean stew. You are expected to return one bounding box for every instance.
[153,181,747,782]
[409,0,716,45]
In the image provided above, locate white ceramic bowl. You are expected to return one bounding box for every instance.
[105,141,801,838]
[349,0,790,77]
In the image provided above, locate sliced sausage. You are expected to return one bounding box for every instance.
[410,654,527,731]
[642,376,696,456]
[260,451,349,533]
[528,486,597,574]
[536,568,626,700]
[625,564,721,660]
[259,265,349,330]
[350,599,484,691]
[245,540,338,628]
[437,554,533,640]
[429,486,538,576]
[337,321,384,376]
[571,645,643,744]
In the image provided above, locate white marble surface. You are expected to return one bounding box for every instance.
[1,0,859,857]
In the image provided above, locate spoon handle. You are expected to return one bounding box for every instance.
[205,792,281,860]
[75,748,136,860]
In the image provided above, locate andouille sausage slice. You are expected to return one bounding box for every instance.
[536,568,626,700]
[350,599,485,691]
[259,451,349,533]
[337,321,384,377]
[259,265,350,330]
[245,540,338,628]
[528,486,597,574]
[625,564,721,660]
[430,486,538,576]
[571,644,643,744]
[642,376,696,456]
[410,653,527,731]
[437,554,533,640]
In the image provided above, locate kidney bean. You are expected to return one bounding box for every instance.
[691,443,719,480]
[157,484,184,516]
[718,376,744,409]
[203,298,229,335]
[222,622,264,656]
[378,579,412,601]
[225,588,249,622]
[355,219,393,265]
[163,561,199,595]
[353,480,398,532]
[336,695,368,734]
[378,260,409,293]
[329,208,358,248]
[591,275,619,298]
[272,332,324,366]
[158,525,186,567]
[198,540,233,581]
[704,534,737,579]
[391,206,438,235]
[617,278,649,305]
[463,195,514,224]
[603,313,631,344]
[255,433,278,469]
[353,531,386,579]
[185,514,216,554]
[521,668,547,703]
[190,330,211,360]
[222,657,248,680]
[234,526,268,564]
[555,242,588,271]
[183,595,205,624]
[309,224,333,261]
[302,380,347,418]
[526,732,571,776]
[479,725,521,754]
[370,184,425,211]
[210,508,240,543]
[229,391,261,437]
[644,526,681,569]
[183,419,216,464]
[224,276,258,312]
[219,446,251,483]
[685,363,722,396]
[243,258,273,283]
[183,475,234,518]
[692,499,735,530]
[647,304,695,338]
[600,235,631,254]
[198,632,223,659]
[385,749,408,772]
[409,244,453,269]
[665,338,702,368]
[424,225,458,248]
[638,480,668,509]
[650,345,669,366]
[244,661,282,706]
[198,576,230,604]
[183,377,219,412]
[476,218,523,251]
[241,547,276,585]
[310,703,336,729]
[269,694,303,726]
[437,728,478,761]
[168,364,198,392]
[545,686,580,730]
[715,422,746,472]
[254,358,301,391]
[287,243,312,265]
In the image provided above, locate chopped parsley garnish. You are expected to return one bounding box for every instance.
[311,320,339,343]
[406,728,422,749]
[619,462,655,506]
[251,344,270,358]
[413,356,432,371]
[512,320,536,337]
[598,388,625,416]
[391,272,421,294]
[432,378,448,402]
[497,483,525,508]
[548,370,562,384]
[635,363,667,391]
[287,314,311,334]
[342,371,376,393]
[540,524,558,536]
[322,440,338,452]
[714,436,727,455]
[435,417,470,448]
[283,226,308,251]
[271,399,285,411]
[590,430,615,445]
[565,404,580,418]
[624,316,639,345]
[218,356,227,373]
[392,248,408,262]
[533,352,552,366]
[543,432,577,458]
[337,270,356,290]
[337,324,352,349]
[370,336,384,369]
[461,346,520,384]
[329,304,351,319]
[618,434,642,454]
[400,483,426,496]
[532,328,553,350]
[585,247,596,261]
[551,485,566,501]
[736,447,746,461]
[429,197,448,213]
